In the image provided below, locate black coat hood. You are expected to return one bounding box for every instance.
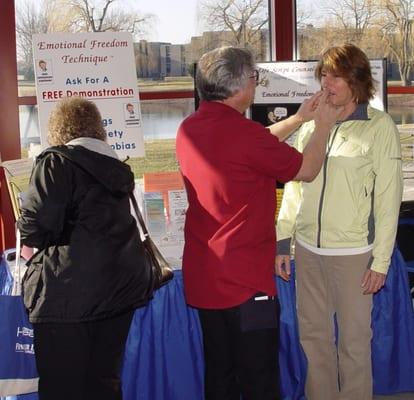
[40,145,134,196]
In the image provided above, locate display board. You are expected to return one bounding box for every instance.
[32,32,144,158]
[250,59,387,146]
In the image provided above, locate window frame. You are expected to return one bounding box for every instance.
[6,0,414,160]
[1,0,413,251]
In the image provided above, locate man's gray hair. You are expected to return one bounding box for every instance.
[196,46,255,101]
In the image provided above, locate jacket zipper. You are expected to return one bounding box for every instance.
[317,123,341,248]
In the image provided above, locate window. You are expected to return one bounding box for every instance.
[296,0,414,120]
[15,0,271,174]
[296,0,414,201]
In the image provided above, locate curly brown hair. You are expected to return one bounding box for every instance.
[47,97,106,145]
[315,43,375,104]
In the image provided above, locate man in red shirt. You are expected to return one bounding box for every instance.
[176,46,342,400]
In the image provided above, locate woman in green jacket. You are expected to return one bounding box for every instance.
[276,44,403,400]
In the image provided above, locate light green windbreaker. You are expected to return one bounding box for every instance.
[277,105,403,274]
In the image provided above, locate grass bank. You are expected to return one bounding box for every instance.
[126,139,178,178]
[21,138,179,178]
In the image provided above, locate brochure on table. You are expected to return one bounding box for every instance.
[1,158,34,220]
[32,32,144,158]
[134,172,188,269]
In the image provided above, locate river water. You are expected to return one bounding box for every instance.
[19,98,196,146]
[19,98,413,146]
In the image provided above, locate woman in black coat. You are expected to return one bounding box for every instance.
[18,97,152,400]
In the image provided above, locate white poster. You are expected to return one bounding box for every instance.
[32,32,144,158]
[254,60,385,110]
[254,61,320,104]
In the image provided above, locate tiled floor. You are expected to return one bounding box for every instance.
[374,394,414,399]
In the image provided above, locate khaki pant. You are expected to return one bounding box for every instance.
[295,242,373,400]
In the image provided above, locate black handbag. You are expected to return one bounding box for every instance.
[130,193,174,290]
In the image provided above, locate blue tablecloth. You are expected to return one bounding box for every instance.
[1,247,414,400]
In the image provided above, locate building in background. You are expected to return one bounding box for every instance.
[160,44,187,78]
[135,40,170,79]
[134,29,268,80]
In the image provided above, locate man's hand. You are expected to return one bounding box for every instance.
[293,91,344,182]
[295,91,324,123]
[361,269,386,294]
[313,90,344,130]
[275,255,291,281]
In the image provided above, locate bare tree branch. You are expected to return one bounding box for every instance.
[58,0,154,37]
[199,0,268,56]
[300,0,413,86]
[15,0,155,79]
[378,0,414,86]
[15,0,53,79]
[320,0,378,43]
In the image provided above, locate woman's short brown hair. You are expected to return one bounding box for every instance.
[48,97,106,145]
[315,43,375,104]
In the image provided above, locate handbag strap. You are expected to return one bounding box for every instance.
[12,226,22,296]
[130,193,150,238]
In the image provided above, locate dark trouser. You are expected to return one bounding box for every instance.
[198,295,280,400]
[33,311,134,400]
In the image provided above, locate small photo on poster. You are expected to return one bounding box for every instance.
[251,103,303,146]
[36,58,54,84]
[251,103,301,127]
[124,101,141,127]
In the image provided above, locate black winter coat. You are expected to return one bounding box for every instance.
[17,145,152,323]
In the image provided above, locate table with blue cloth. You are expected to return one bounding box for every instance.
[1,247,414,400]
